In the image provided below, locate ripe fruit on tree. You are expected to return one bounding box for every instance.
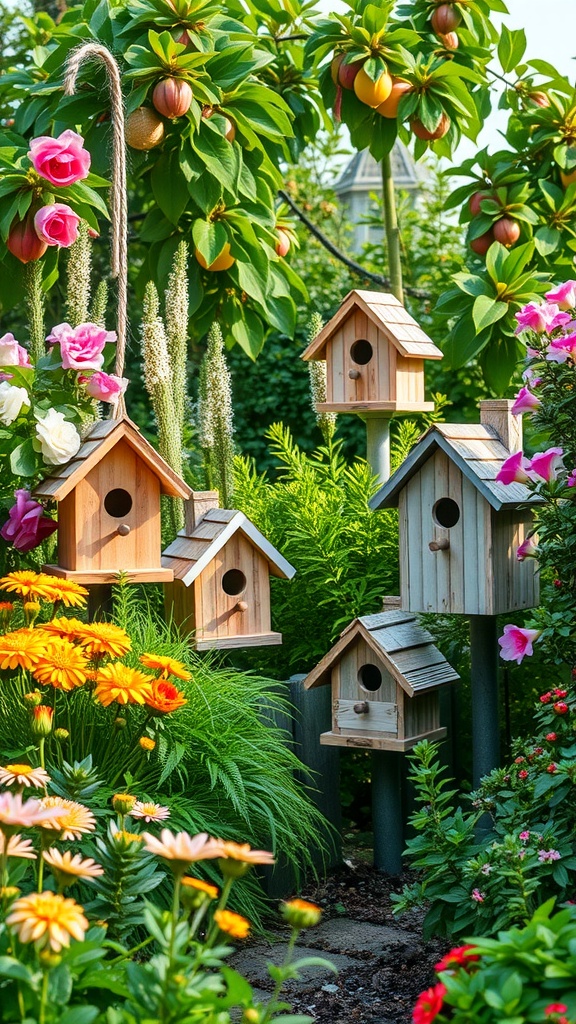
[410,112,450,140]
[125,108,165,150]
[469,191,491,216]
[470,229,494,256]
[493,217,520,246]
[430,3,461,33]
[275,229,291,257]
[7,214,48,264]
[353,68,393,108]
[439,31,458,49]
[331,53,344,84]
[195,243,235,271]
[377,79,412,118]
[152,78,193,119]
[560,168,576,188]
[337,56,364,91]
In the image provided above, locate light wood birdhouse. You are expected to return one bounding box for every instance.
[369,401,541,616]
[303,610,459,751]
[33,416,191,584]
[301,289,443,414]
[162,492,296,650]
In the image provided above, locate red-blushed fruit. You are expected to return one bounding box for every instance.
[469,191,491,217]
[528,91,550,108]
[152,78,193,119]
[377,79,412,118]
[7,214,48,263]
[125,108,165,150]
[338,57,364,91]
[431,3,461,33]
[439,31,459,49]
[223,118,236,142]
[470,229,494,256]
[410,112,451,140]
[560,168,576,188]
[195,243,235,272]
[331,53,344,85]
[493,217,521,246]
[354,68,393,108]
[275,229,291,258]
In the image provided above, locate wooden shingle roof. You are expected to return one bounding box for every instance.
[301,289,443,362]
[303,609,459,697]
[33,416,192,502]
[162,509,296,586]
[370,422,542,513]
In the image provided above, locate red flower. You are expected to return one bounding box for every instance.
[553,702,569,715]
[514,756,525,764]
[435,945,479,973]
[547,763,557,774]
[545,1006,568,1017]
[413,983,447,1024]
[546,733,557,742]
[534,747,544,755]
[518,769,529,780]
[554,689,568,698]
[540,692,552,704]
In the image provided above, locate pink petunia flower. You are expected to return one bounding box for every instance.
[516,535,539,561]
[515,302,572,335]
[0,489,57,553]
[471,888,485,903]
[538,849,561,862]
[511,386,541,415]
[519,830,530,840]
[546,332,576,363]
[495,450,533,485]
[527,447,565,483]
[498,624,542,664]
[545,281,576,310]
[567,469,576,488]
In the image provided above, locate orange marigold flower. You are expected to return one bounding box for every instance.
[145,678,187,714]
[6,891,89,951]
[0,764,50,789]
[94,662,153,707]
[0,629,48,671]
[33,638,89,691]
[281,898,323,928]
[213,840,275,879]
[139,737,156,751]
[139,653,192,681]
[181,876,219,900]
[214,909,251,939]
[39,797,96,841]
[30,705,53,737]
[37,577,88,609]
[0,571,54,601]
[75,622,131,659]
[39,617,86,640]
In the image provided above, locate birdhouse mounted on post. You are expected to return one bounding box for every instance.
[369,401,542,616]
[301,289,443,415]
[162,492,296,650]
[33,416,192,583]
[303,610,459,751]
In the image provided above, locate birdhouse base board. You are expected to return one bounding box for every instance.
[316,402,435,415]
[319,726,447,751]
[42,565,175,584]
[195,631,283,650]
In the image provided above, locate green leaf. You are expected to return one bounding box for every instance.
[472,295,508,332]
[192,218,228,265]
[151,150,190,225]
[480,335,523,393]
[443,314,490,369]
[10,438,37,478]
[59,1008,100,1024]
[497,25,526,73]
[534,225,561,256]
[0,956,34,983]
[230,307,265,360]
[48,964,72,1005]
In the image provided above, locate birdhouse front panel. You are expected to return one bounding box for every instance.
[194,532,275,648]
[331,636,398,739]
[326,309,393,408]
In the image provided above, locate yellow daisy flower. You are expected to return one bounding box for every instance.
[6,891,89,951]
[75,622,132,659]
[37,576,88,609]
[0,833,37,860]
[94,662,153,707]
[32,639,89,691]
[42,849,103,885]
[39,797,96,841]
[0,629,48,672]
[0,571,53,601]
[0,764,50,789]
[139,653,192,681]
[214,909,251,939]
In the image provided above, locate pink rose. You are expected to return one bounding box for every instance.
[34,204,80,248]
[498,624,542,664]
[545,280,576,310]
[28,129,91,187]
[495,450,533,485]
[46,322,116,372]
[82,371,128,404]
[515,302,571,335]
[527,447,565,483]
[0,489,57,553]
[516,535,539,561]
[511,386,541,415]
[546,332,576,363]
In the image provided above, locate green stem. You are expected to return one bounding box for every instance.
[38,738,45,771]
[160,876,181,1022]
[38,969,49,1024]
[26,260,45,365]
[260,927,300,1024]
[204,876,233,948]
[107,933,154,966]
[381,152,403,304]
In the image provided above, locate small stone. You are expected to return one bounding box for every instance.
[322,984,339,993]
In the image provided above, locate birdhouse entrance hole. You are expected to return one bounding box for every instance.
[358,663,383,692]
[104,488,133,518]
[350,338,373,365]
[221,569,247,596]
[433,497,460,529]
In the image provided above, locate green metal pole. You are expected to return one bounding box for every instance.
[469,615,500,789]
[381,152,404,304]
[372,750,403,875]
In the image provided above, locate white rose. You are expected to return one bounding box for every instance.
[35,408,81,466]
[0,380,29,425]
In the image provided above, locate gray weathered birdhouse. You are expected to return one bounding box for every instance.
[301,289,443,414]
[303,610,459,751]
[162,492,296,650]
[369,401,541,616]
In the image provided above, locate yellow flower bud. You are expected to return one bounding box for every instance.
[54,728,69,743]
[281,898,323,929]
[112,793,136,816]
[23,690,42,707]
[31,705,53,737]
[139,737,155,751]
[23,601,41,627]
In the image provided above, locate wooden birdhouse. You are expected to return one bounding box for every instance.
[162,492,296,650]
[33,416,192,583]
[369,401,541,616]
[303,609,459,751]
[301,289,443,414]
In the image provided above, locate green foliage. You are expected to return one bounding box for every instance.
[88,823,165,943]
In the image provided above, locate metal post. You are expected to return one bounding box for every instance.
[372,750,403,874]
[469,615,500,789]
[88,584,113,621]
[365,416,391,486]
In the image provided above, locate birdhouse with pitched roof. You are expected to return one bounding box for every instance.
[369,401,541,616]
[303,609,459,751]
[301,289,443,414]
[33,416,192,584]
[162,492,296,650]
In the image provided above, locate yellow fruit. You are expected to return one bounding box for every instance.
[125,108,165,150]
[377,80,412,118]
[195,243,235,272]
[353,69,393,109]
[561,168,576,188]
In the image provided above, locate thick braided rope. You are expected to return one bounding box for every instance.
[63,44,128,390]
